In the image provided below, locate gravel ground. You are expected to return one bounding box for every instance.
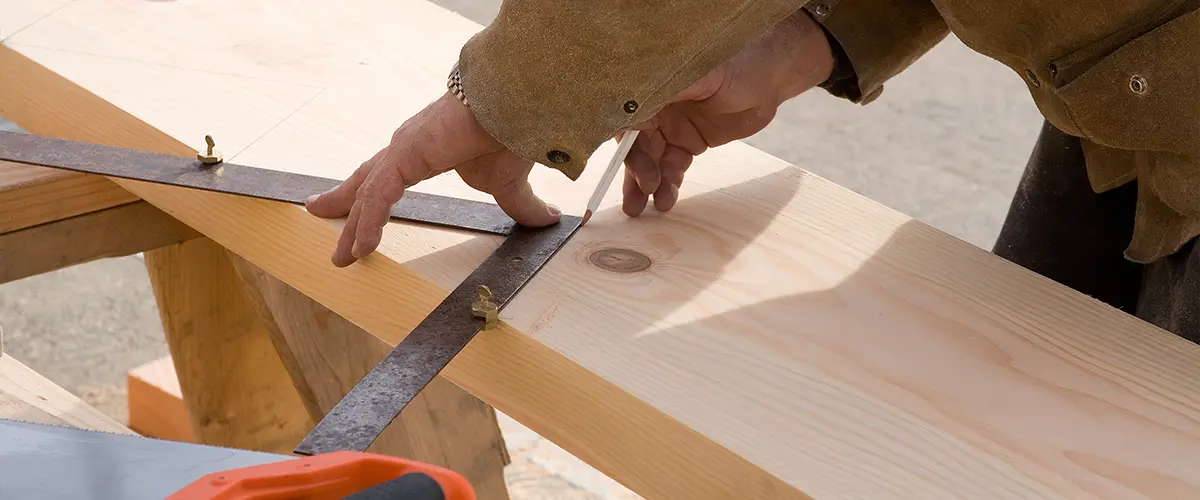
[0,3,1043,498]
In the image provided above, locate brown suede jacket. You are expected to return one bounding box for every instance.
[454,0,1200,264]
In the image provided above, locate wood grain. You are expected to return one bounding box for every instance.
[0,36,808,499]
[230,255,511,499]
[127,356,197,443]
[143,237,314,454]
[0,0,70,41]
[0,200,199,284]
[0,354,131,434]
[0,161,136,234]
[0,42,315,457]
[4,1,1200,499]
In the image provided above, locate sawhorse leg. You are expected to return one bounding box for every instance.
[228,253,511,500]
[143,241,511,498]
[143,238,313,453]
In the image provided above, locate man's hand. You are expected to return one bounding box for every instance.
[621,9,835,216]
[305,92,560,267]
[307,10,832,268]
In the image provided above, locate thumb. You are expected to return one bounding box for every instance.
[492,180,562,227]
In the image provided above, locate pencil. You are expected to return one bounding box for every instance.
[582,129,640,225]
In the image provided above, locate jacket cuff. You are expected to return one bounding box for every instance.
[803,0,949,104]
[812,14,856,97]
[452,1,805,180]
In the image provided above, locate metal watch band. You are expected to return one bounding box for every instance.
[447,63,468,106]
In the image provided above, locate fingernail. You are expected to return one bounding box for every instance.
[305,194,319,205]
[548,204,561,216]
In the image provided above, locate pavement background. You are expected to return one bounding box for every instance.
[0,2,1044,498]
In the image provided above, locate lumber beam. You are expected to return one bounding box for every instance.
[0,201,200,284]
[5,2,1200,499]
[0,161,137,234]
[0,354,132,434]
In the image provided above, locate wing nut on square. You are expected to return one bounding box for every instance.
[471,285,499,330]
[197,135,223,164]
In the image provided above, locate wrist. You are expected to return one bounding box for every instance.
[765,9,835,105]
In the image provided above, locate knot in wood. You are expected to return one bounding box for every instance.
[588,248,651,273]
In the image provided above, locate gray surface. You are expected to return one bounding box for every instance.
[0,3,1042,499]
[0,420,289,500]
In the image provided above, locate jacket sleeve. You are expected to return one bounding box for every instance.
[801,0,949,104]
[453,0,809,180]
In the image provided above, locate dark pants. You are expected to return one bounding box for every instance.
[993,121,1200,343]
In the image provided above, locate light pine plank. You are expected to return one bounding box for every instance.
[127,356,197,443]
[5,0,475,87]
[0,161,137,234]
[0,0,70,40]
[4,1,1200,499]
[0,354,132,434]
[1,201,199,284]
[4,45,324,161]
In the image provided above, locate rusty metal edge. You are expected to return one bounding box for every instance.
[294,215,582,455]
[0,131,516,236]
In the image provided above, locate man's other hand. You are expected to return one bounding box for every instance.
[621,9,835,216]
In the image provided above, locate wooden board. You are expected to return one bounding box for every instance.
[4,1,1200,499]
[0,161,136,234]
[0,354,132,434]
[0,0,71,41]
[143,237,315,454]
[127,356,196,443]
[0,201,199,284]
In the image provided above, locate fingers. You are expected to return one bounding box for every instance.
[311,92,501,268]
[654,145,693,212]
[331,196,365,267]
[349,150,410,262]
[305,147,384,218]
[492,179,561,227]
[622,138,658,217]
[625,127,665,188]
[622,168,648,217]
[622,131,693,216]
[668,111,711,156]
[325,149,412,268]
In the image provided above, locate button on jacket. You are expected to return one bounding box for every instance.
[453,0,1200,264]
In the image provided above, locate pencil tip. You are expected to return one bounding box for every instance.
[582,209,593,225]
